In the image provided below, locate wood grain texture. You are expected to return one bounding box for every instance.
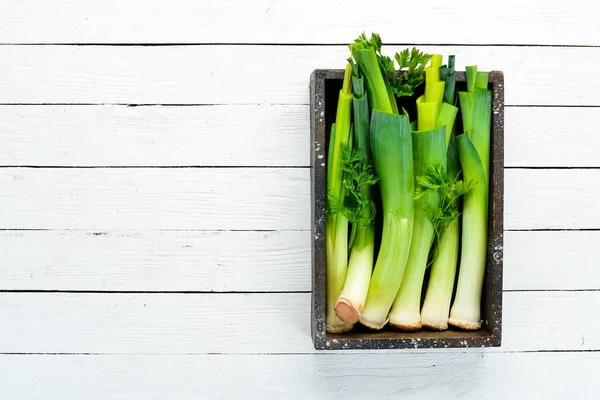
[0,0,598,45]
[0,105,594,168]
[1,230,596,292]
[0,105,308,167]
[0,292,598,354]
[0,46,597,105]
[0,168,310,230]
[0,168,595,230]
[1,353,598,399]
[0,230,310,292]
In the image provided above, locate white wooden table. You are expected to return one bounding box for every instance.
[0,1,599,398]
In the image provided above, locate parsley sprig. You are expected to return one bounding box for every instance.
[327,143,378,248]
[415,165,472,262]
[392,48,432,97]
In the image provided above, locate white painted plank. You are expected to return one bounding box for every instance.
[0,292,597,353]
[0,168,309,230]
[505,107,600,167]
[2,230,597,292]
[0,230,310,292]
[0,105,308,167]
[0,46,596,106]
[505,169,600,230]
[0,105,595,168]
[0,168,596,230]
[0,0,597,46]
[504,231,600,291]
[1,352,598,399]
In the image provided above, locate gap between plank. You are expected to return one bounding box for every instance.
[0,166,597,170]
[0,228,309,232]
[1,228,600,232]
[505,228,600,232]
[0,165,309,169]
[1,289,597,294]
[0,103,599,108]
[1,349,599,356]
[0,290,311,294]
[0,43,598,48]
[0,102,600,108]
[505,166,600,170]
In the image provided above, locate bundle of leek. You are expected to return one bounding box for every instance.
[345,35,431,329]
[333,33,412,330]
[324,33,492,333]
[327,60,380,331]
[389,55,456,330]
[420,55,464,331]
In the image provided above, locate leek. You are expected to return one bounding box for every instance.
[443,55,456,105]
[420,221,460,330]
[359,110,414,330]
[325,64,354,333]
[335,65,378,323]
[449,134,488,330]
[349,33,397,114]
[448,65,492,330]
[420,134,462,330]
[460,66,492,187]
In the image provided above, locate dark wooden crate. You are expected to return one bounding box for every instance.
[310,69,504,350]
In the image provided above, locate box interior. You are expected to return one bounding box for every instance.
[322,75,497,342]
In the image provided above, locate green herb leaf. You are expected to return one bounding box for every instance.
[338,143,378,227]
[416,164,472,257]
[352,32,382,53]
[391,47,432,98]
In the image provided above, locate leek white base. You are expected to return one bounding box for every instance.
[334,296,363,324]
[359,316,389,330]
[448,301,482,330]
[420,220,460,332]
[334,238,373,324]
[421,320,448,331]
[388,297,423,332]
[325,320,354,333]
[389,318,421,332]
[448,318,481,331]
[421,298,451,331]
